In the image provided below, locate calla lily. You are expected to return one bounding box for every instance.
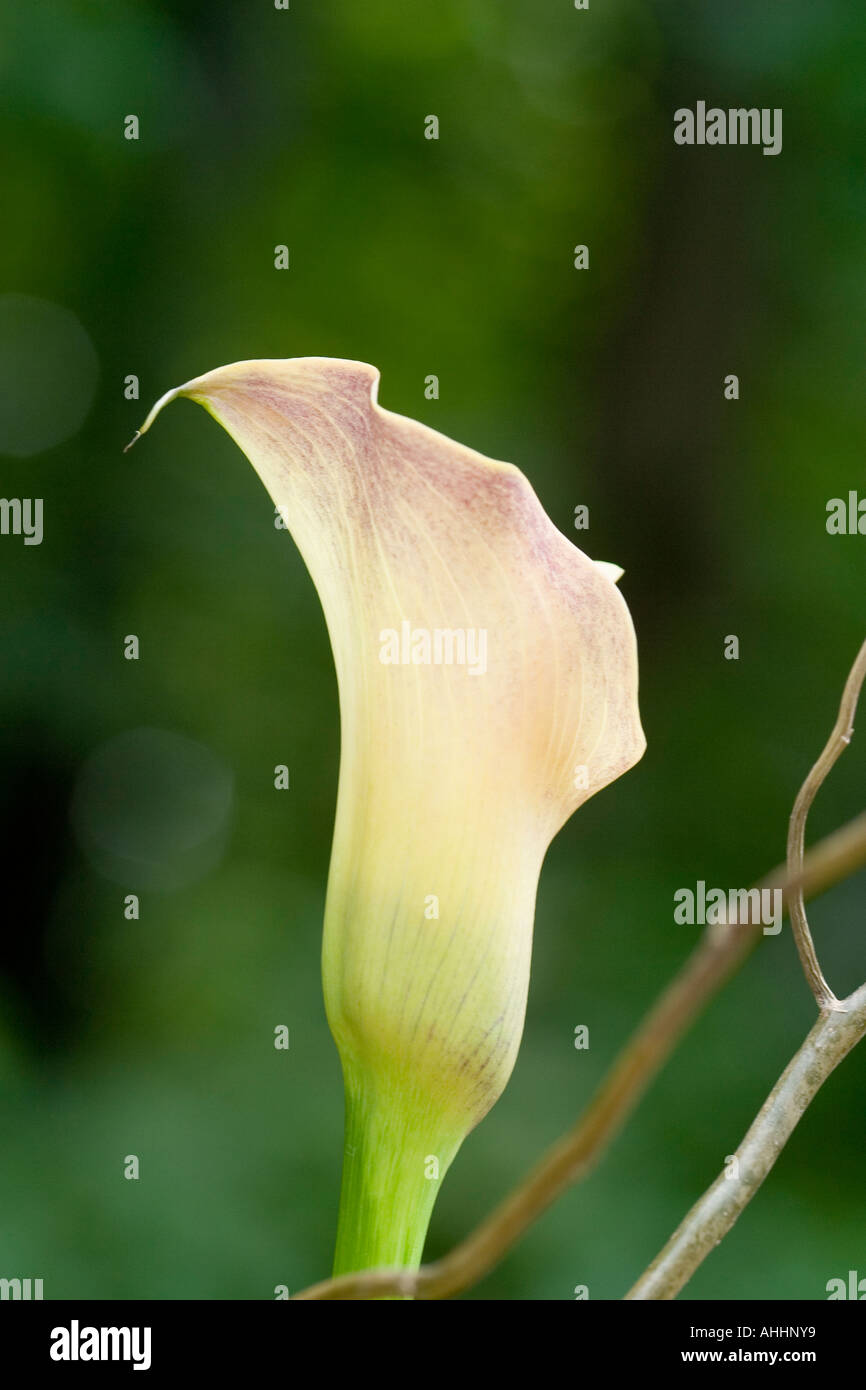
[130,357,645,1277]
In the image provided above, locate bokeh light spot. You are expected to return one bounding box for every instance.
[70,728,235,892]
[0,293,98,457]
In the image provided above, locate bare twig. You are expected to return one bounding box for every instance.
[625,981,866,1300]
[294,808,866,1299]
[786,640,866,1011]
[623,639,866,1297]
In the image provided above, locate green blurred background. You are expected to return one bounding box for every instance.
[1,0,864,1299]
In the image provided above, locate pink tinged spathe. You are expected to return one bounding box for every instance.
[130,357,645,1276]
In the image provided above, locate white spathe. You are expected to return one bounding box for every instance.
[133,356,645,1154]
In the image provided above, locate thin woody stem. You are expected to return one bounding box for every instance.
[624,638,866,1297]
[294,807,866,1299]
[786,639,866,1011]
[625,980,866,1300]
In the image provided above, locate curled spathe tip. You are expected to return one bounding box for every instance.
[123,384,186,452]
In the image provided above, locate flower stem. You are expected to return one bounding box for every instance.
[332,1072,464,1285]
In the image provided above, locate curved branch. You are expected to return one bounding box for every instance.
[624,638,866,1297]
[786,639,866,1010]
[625,980,866,1300]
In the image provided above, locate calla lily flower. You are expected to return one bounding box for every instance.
[130,358,645,1277]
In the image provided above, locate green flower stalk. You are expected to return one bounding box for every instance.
[130,358,645,1279]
